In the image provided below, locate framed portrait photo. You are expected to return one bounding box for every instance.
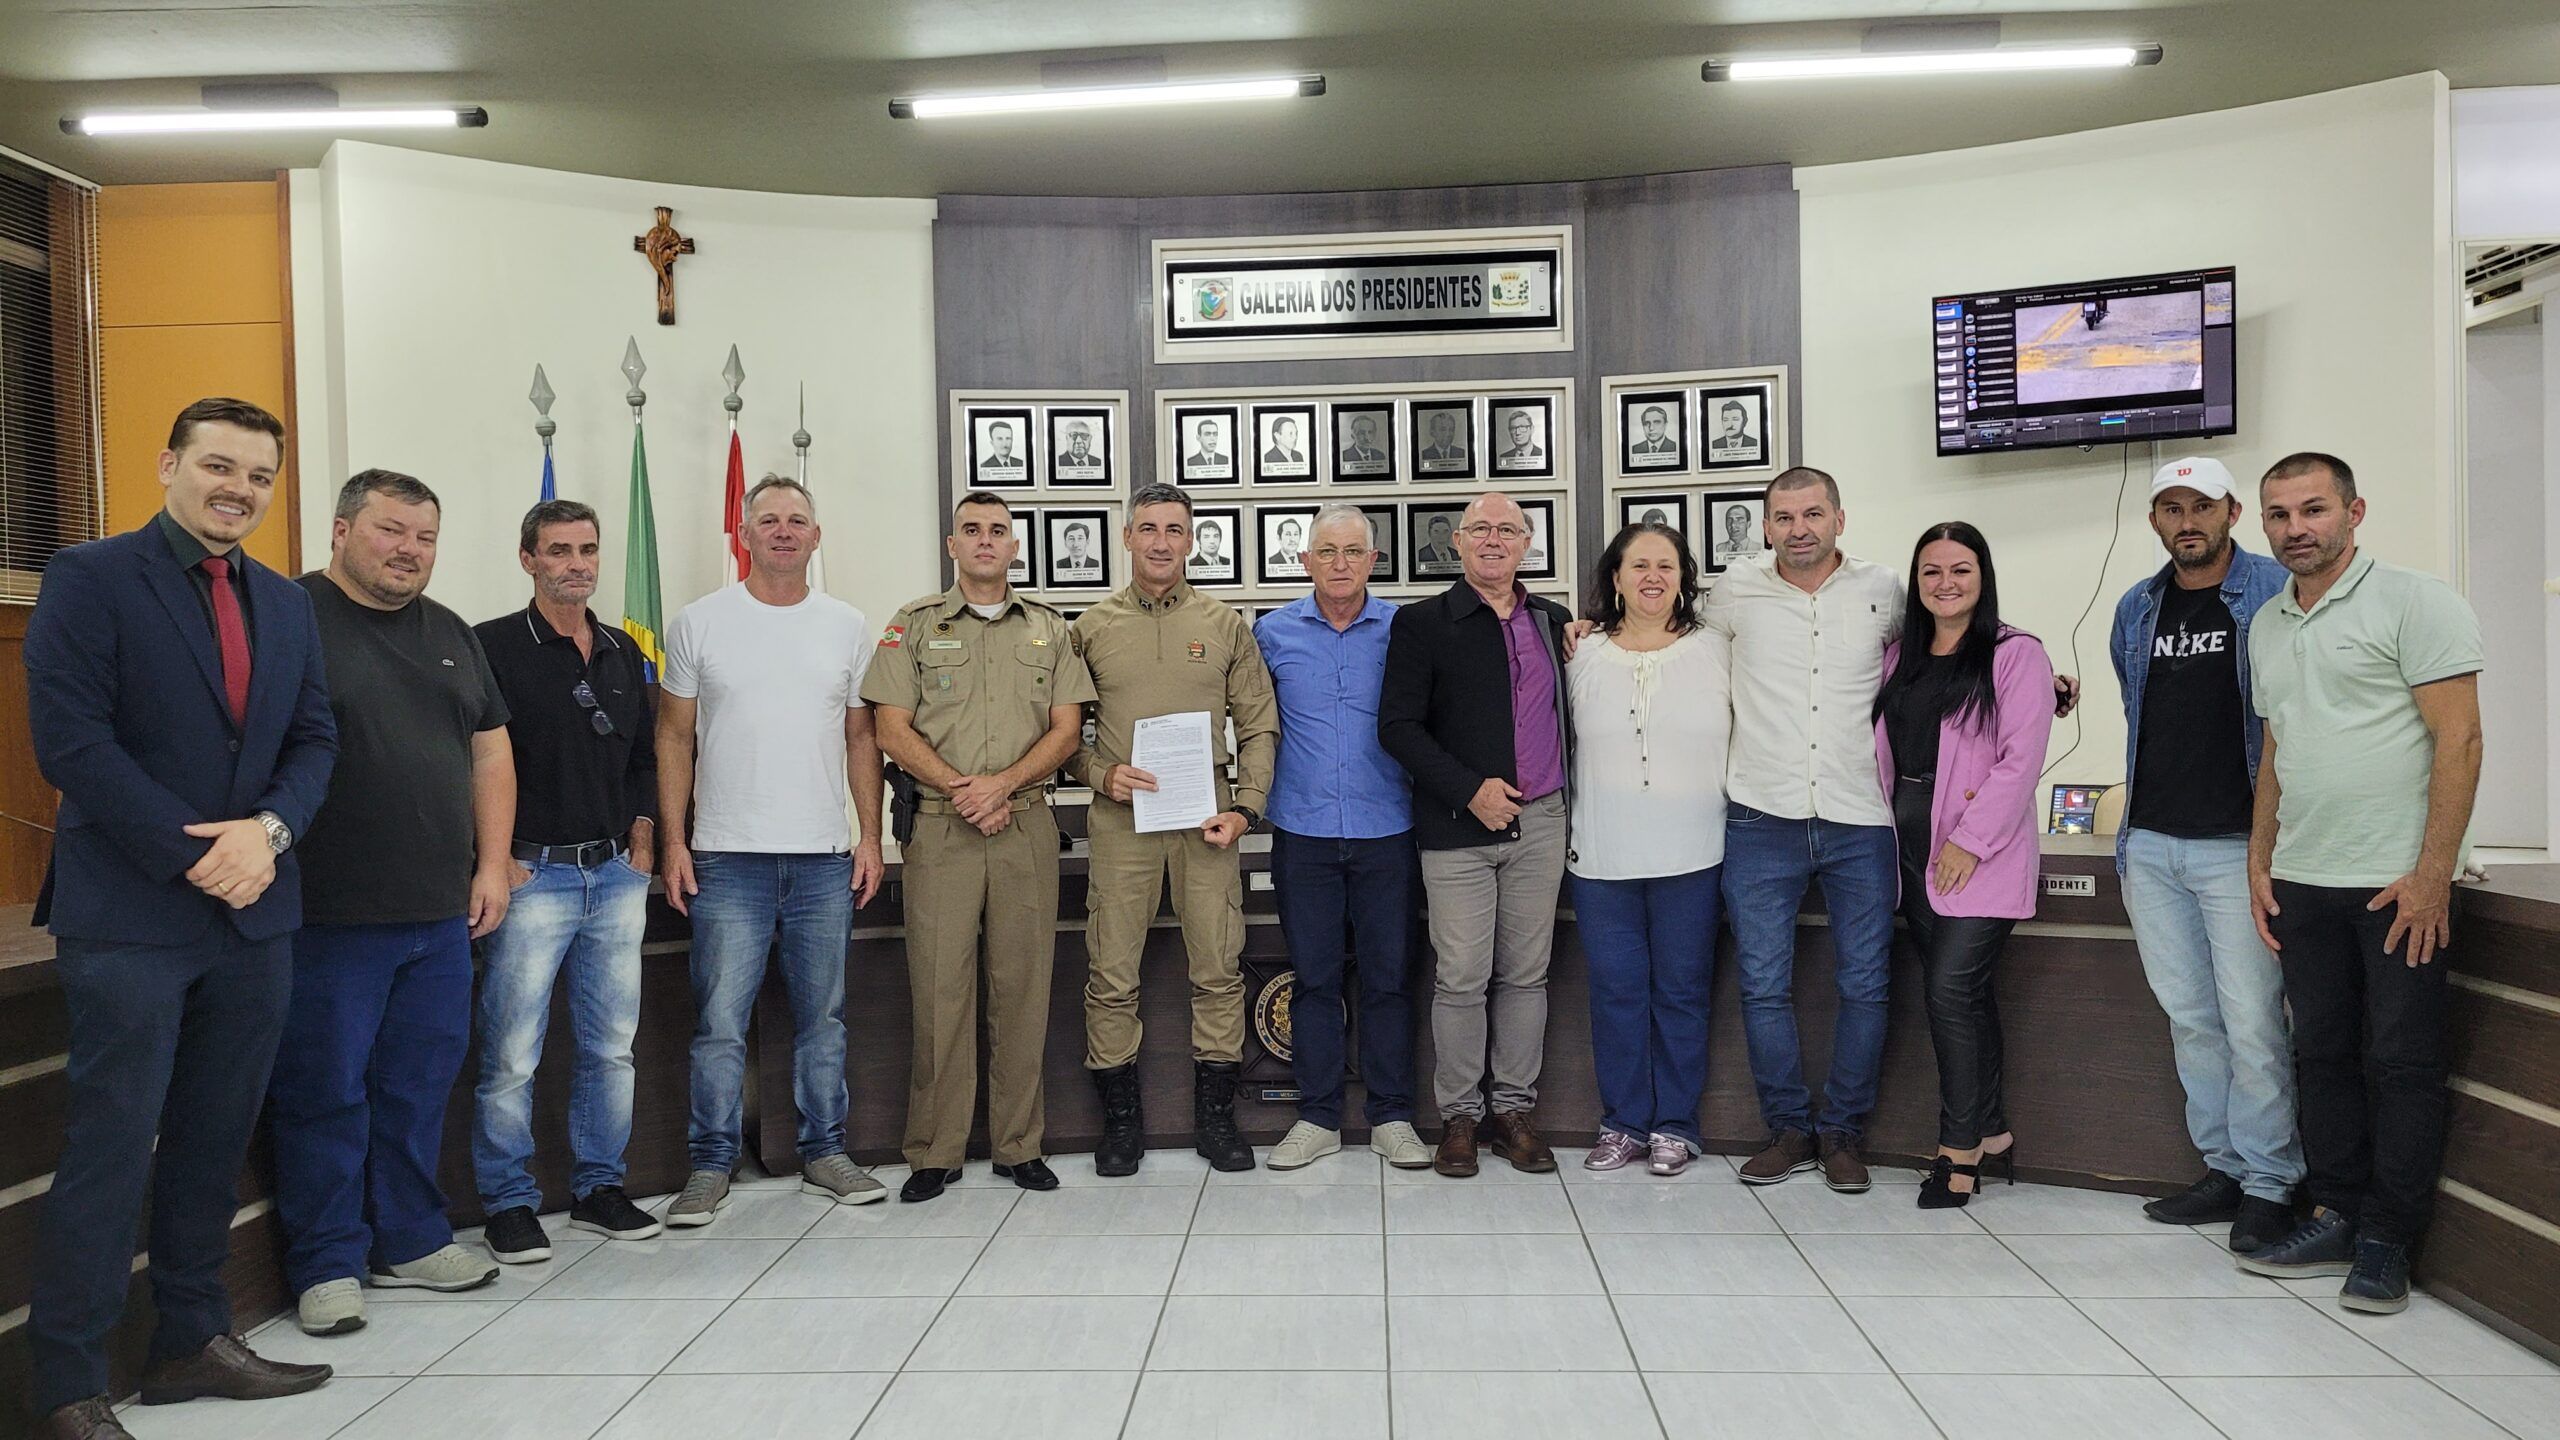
[1046,406,1114,487]
[1356,503,1401,584]
[1487,396,1556,479]
[1042,509,1112,591]
[1172,404,1241,486]
[1619,493,1689,539]
[1251,403,1318,484]
[1518,498,1559,581]
[1407,400,1477,481]
[1255,505,1320,586]
[1406,501,1468,582]
[1330,402,1396,481]
[965,405,1037,489]
[1618,390,1687,474]
[1699,490,1769,574]
[1187,505,1243,587]
[1698,384,1772,471]
[1006,512,1037,588]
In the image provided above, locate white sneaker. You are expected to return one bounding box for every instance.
[297,1277,365,1335]
[368,1243,499,1292]
[1267,1121,1342,1171]
[1369,1120,1434,1170]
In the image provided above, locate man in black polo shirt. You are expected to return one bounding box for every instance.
[470,499,663,1263]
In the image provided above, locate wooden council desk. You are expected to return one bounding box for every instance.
[3,838,2558,1408]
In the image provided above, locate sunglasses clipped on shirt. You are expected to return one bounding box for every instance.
[572,679,616,737]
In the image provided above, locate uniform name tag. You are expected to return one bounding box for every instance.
[926,640,965,650]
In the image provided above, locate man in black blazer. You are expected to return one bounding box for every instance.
[1378,492,1571,1185]
[23,398,338,1439]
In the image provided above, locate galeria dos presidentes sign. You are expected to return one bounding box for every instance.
[1155,228,1571,362]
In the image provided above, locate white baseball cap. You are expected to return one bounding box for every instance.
[2150,456,2236,502]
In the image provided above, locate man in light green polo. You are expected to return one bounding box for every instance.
[2235,451,2483,1318]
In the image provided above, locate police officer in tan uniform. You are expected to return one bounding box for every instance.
[1069,482,1279,1176]
[863,491,1094,1204]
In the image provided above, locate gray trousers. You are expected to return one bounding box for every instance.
[1420,791,1568,1119]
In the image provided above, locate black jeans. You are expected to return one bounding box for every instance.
[2270,879,2451,1244]
[1896,780,2015,1149]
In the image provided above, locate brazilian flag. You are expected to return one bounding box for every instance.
[621,420,665,681]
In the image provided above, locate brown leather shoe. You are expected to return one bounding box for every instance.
[37,1398,134,1439]
[1818,1132,1872,1193]
[1738,1130,1818,1184]
[1434,1115,1480,1177]
[138,1332,332,1405]
[1485,1110,1558,1173]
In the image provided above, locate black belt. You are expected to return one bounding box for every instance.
[511,837,627,868]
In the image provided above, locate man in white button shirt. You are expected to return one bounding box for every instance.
[1706,468,1903,1193]
[1705,467,2076,1193]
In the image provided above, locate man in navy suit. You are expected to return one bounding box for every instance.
[23,398,338,1439]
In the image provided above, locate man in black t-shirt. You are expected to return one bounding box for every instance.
[268,470,514,1339]
[2108,457,2302,1255]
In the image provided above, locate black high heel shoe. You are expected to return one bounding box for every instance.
[1917,1154,1983,1210]
[1980,1138,2018,1186]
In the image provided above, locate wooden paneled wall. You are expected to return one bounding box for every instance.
[96,180,299,575]
[932,167,1801,577]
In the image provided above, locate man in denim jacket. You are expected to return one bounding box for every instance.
[2108,456,2299,1255]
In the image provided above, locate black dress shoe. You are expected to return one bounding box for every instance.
[2340,1236,2411,1313]
[2235,1206,2356,1278]
[2144,1170,2244,1225]
[2230,1195,2296,1256]
[900,1167,963,1203]
[995,1158,1060,1191]
[137,1332,332,1405]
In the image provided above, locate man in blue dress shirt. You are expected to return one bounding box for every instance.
[1252,504,1432,1170]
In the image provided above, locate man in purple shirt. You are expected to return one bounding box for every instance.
[1379,493,1574,1179]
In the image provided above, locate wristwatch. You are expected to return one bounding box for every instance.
[253,810,292,854]
[1231,805,1263,832]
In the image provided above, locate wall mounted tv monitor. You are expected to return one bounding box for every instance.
[1933,266,2235,456]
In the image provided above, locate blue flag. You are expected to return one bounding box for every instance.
[540,450,556,502]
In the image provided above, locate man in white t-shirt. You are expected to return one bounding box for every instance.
[654,476,888,1226]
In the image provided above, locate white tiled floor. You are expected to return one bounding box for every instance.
[122,1150,2557,1440]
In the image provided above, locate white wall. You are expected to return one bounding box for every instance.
[288,141,940,636]
[2453,86,2560,241]
[2463,312,2551,848]
[1796,73,2457,787]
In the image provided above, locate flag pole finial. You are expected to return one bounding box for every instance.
[621,337,648,415]
[529,364,557,450]
[792,382,811,454]
[721,344,746,419]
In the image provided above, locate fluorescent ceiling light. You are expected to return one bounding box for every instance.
[65,106,488,136]
[891,75,1322,119]
[1704,45,2160,82]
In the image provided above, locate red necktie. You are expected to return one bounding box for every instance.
[200,554,251,729]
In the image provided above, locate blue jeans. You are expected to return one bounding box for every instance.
[2122,830,2303,1202]
[1573,868,1720,1149]
[1271,828,1420,1130]
[686,850,853,1172]
[1721,807,1897,1139]
[473,856,650,1214]
[268,919,474,1294]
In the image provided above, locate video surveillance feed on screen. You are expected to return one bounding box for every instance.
[1935,267,2236,456]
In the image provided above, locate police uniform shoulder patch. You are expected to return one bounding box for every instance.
[878,624,905,649]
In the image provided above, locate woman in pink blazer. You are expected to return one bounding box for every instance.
[1871,522,2055,1209]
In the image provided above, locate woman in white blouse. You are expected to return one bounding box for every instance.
[1566,522,1733,1175]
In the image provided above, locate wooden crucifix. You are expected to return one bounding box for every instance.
[633,205,694,326]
